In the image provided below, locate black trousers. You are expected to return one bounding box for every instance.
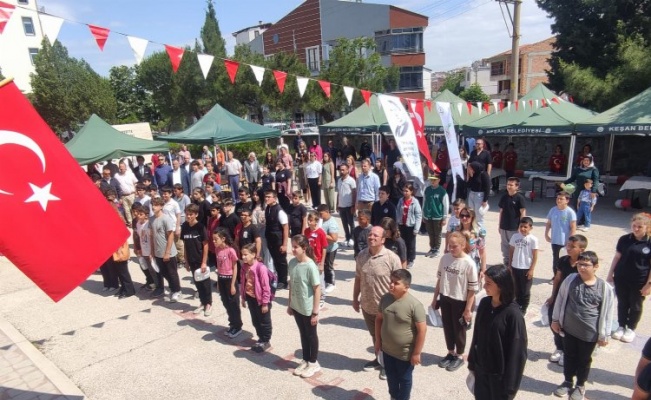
[399,225,416,263]
[155,257,181,292]
[615,279,646,330]
[246,295,272,342]
[562,333,597,386]
[551,244,564,276]
[189,263,212,306]
[267,233,288,285]
[440,295,468,354]
[339,206,355,241]
[548,300,563,351]
[100,258,118,289]
[114,260,135,296]
[218,276,242,330]
[307,178,321,208]
[511,268,532,313]
[474,371,515,400]
[293,311,319,362]
[324,250,337,285]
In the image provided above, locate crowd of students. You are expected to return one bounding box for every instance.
[87,140,650,400]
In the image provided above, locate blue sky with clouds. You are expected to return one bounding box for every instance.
[37,0,553,75]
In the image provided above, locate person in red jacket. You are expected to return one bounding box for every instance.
[549,145,567,175]
[491,143,504,191]
[504,143,518,178]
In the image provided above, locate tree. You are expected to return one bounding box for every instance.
[109,65,160,124]
[30,39,117,134]
[439,70,464,95]
[459,83,490,103]
[536,0,651,110]
[261,51,311,122]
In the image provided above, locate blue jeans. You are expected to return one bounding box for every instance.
[383,352,414,400]
[228,175,240,201]
[576,201,592,228]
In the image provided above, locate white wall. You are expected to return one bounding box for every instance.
[0,0,44,93]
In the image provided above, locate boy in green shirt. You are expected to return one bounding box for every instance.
[423,174,449,258]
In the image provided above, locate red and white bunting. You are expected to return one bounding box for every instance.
[466,102,472,115]
[0,1,15,35]
[507,101,512,112]
[224,59,239,84]
[551,97,560,104]
[541,98,547,107]
[360,89,371,106]
[40,14,64,45]
[318,80,331,98]
[483,102,490,114]
[425,100,432,112]
[476,102,482,115]
[343,86,354,105]
[521,100,526,111]
[250,65,265,86]
[197,54,214,79]
[456,102,463,116]
[88,24,110,51]
[535,99,539,109]
[296,77,309,98]
[528,100,533,109]
[499,102,504,113]
[127,36,148,65]
[164,45,184,73]
[273,70,287,93]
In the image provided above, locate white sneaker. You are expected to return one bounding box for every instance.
[621,328,636,343]
[558,355,564,367]
[300,361,321,378]
[580,227,589,232]
[170,291,181,302]
[611,327,625,340]
[325,284,336,294]
[549,349,563,363]
[293,360,308,376]
[348,239,355,247]
[193,305,204,314]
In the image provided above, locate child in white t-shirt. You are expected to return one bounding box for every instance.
[445,198,465,252]
[509,216,539,314]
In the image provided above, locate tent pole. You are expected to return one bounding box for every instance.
[606,133,614,174]
[566,134,576,179]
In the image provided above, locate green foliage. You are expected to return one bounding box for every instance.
[262,51,310,121]
[536,0,651,110]
[459,83,490,103]
[109,65,160,124]
[30,39,117,134]
[439,71,464,95]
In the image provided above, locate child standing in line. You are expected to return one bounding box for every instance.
[445,198,466,253]
[150,197,182,301]
[213,228,242,338]
[546,235,588,367]
[551,251,614,400]
[304,211,328,309]
[498,177,527,266]
[206,203,221,272]
[181,204,212,317]
[545,191,577,281]
[352,209,372,258]
[317,204,339,294]
[508,217,539,315]
[490,143,503,192]
[423,174,449,258]
[287,234,322,379]
[240,243,273,353]
[132,204,158,291]
[576,179,597,232]
[288,191,308,237]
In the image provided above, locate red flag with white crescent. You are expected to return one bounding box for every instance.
[0,80,129,302]
[408,100,438,173]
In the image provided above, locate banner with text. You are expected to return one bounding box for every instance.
[436,102,464,195]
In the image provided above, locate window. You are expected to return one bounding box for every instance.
[375,29,423,55]
[28,48,38,65]
[398,66,423,91]
[491,61,505,76]
[305,45,320,73]
[22,17,35,36]
[18,0,28,3]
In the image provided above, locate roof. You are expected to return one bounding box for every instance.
[576,86,651,136]
[485,37,555,61]
[232,22,272,36]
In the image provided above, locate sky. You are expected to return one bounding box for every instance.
[37,0,554,76]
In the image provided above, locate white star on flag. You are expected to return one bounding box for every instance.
[25,182,60,211]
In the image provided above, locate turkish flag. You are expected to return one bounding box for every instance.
[407,100,439,173]
[0,81,129,302]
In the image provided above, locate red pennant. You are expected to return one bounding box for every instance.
[569,96,574,103]
[541,98,547,107]
[164,45,184,73]
[0,1,15,35]
[273,70,287,93]
[425,100,432,112]
[551,97,560,104]
[224,59,239,84]
[360,89,371,106]
[0,81,129,302]
[483,102,490,114]
[528,100,534,109]
[466,102,472,114]
[499,102,504,112]
[88,24,110,51]
[318,80,331,98]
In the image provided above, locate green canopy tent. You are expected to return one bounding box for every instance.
[157,103,281,145]
[424,89,481,133]
[65,114,169,165]
[318,94,389,134]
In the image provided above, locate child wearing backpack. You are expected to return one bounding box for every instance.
[240,243,274,353]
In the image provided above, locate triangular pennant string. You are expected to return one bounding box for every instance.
[507,101,512,112]
[224,59,239,84]
[296,77,309,98]
[273,70,287,93]
[40,14,64,45]
[551,97,560,104]
[515,101,519,111]
[164,45,184,73]
[521,100,526,110]
[250,65,265,86]
[541,98,547,107]
[343,86,354,105]
[127,36,148,65]
[535,99,539,109]
[88,24,110,51]
[318,80,331,98]
[0,1,15,35]
[360,89,371,106]
[466,102,472,115]
[528,100,533,109]
[499,102,504,112]
[197,53,214,79]
[483,102,490,114]
[476,102,482,115]
[491,101,499,113]
[425,100,432,112]
[456,102,463,116]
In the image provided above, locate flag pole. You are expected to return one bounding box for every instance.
[0,77,15,89]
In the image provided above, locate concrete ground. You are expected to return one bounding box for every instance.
[0,185,648,400]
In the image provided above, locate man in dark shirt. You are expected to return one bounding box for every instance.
[341,137,357,161]
[468,138,492,177]
[235,187,253,214]
[100,166,122,198]
[324,139,339,162]
[236,209,261,259]
[220,199,241,240]
[384,139,401,175]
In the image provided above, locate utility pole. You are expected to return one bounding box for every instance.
[510,0,521,104]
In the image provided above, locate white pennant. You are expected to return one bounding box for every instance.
[39,14,63,45]
[476,102,482,115]
[521,100,526,110]
[197,53,214,79]
[343,86,354,105]
[492,101,499,113]
[507,101,512,112]
[297,77,309,98]
[456,102,463,115]
[250,65,265,86]
[127,36,148,65]
[535,99,540,109]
